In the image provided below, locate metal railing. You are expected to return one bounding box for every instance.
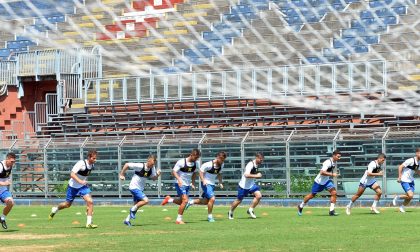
[1,126,419,198]
[84,60,387,105]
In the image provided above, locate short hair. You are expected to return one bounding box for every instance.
[332,150,341,156]
[416,147,420,153]
[87,149,98,158]
[147,154,157,162]
[255,152,264,158]
[6,153,16,159]
[191,149,201,156]
[377,153,387,159]
[216,151,227,159]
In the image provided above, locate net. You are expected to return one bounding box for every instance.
[0,0,419,115]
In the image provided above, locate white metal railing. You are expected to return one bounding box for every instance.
[0,61,17,94]
[84,60,387,105]
[34,102,47,132]
[46,93,58,120]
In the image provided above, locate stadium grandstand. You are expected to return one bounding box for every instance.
[0,0,419,200]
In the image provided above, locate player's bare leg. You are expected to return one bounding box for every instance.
[346,187,366,215]
[328,188,338,216]
[229,199,242,220]
[247,191,262,219]
[83,194,97,228]
[370,185,382,214]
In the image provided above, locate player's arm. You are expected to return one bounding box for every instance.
[119,163,130,180]
[319,162,338,177]
[217,173,224,189]
[70,161,87,185]
[199,170,206,185]
[172,168,183,187]
[70,172,87,185]
[397,163,405,182]
[0,180,11,186]
[151,168,161,181]
[244,163,262,178]
[191,172,197,189]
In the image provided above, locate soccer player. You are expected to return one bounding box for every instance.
[298,150,342,216]
[185,151,227,222]
[160,149,201,224]
[119,154,161,226]
[0,153,16,229]
[392,148,420,213]
[49,150,98,229]
[228,152,264,220]
[346,153,386,215]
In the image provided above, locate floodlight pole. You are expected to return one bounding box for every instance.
[157,134,166,198]
[332,129,341,192]
[43,138,53,199]
[382,127,391,197]
[286,130,295,198]
[117,136,126,199]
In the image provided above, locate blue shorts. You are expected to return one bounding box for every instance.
[311,180,335,195]
[130,189,147,203]
[401,181,415,193]
[201,183,215,199]
[0,190,12,203]
[237,184,260,200]
[175,184,190,197]
[66,185,91,203]
[359,180,377,189]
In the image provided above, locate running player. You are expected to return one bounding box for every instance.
[228,152,264,220]
[298,150,342,216]
[0,153,16,229]
[185,151,227,222]
[346,153,386,215]
[392,148,420,213]
[119,154,161,226]
[160,149,201,224]
[49,150,98,229]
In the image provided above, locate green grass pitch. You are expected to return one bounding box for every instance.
[2,205,420,251]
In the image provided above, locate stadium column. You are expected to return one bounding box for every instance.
[381,127,391,197]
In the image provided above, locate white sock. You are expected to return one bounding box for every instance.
[347,201,353,207]
[1,214,5,220]
[125,215,131,222]
[188,199,194,205]
[130,205,138,212]
[299,202,306,208]
[249,207,254,212]
[176,214,183,221]
[87,215,92,225]
[168,198,174,203]
[208,214,213,219]
[372,200,378,208]
[229,208,234,213]
[52,207,58,213]
[329,203,335,211]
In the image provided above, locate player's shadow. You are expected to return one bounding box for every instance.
[1,229,19,232]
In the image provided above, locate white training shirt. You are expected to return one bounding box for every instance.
[127,163,157,191]
[173,158,200,186]
[239,160,259,190]
[401,157,419,183]
[0,160,12,194]
[200,160,224,186]
[314,158,337,185]
[68,160,94,189]
[360,160,381,186]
